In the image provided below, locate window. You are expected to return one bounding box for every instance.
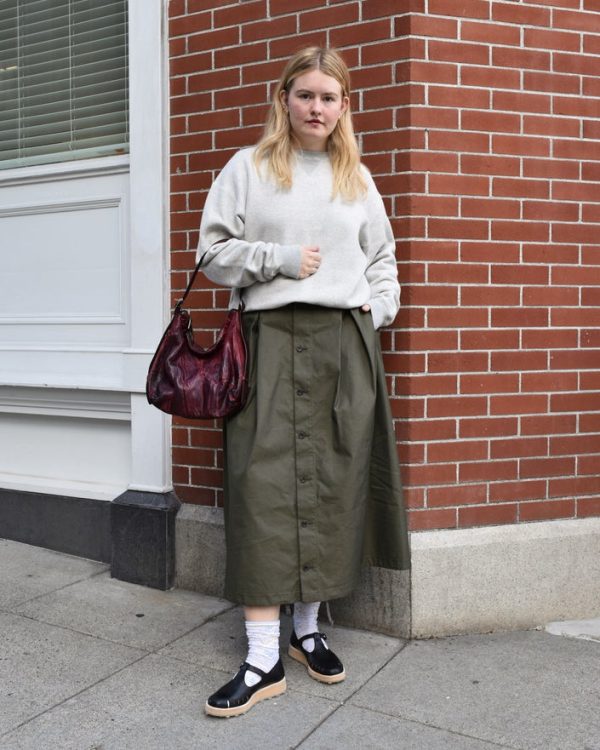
[0,0,129,170]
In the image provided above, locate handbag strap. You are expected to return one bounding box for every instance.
[175,252,244,312]
[175,255,203,312]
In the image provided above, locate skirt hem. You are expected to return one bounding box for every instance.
[224,578,360,607]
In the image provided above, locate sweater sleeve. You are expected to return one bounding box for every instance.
[195,150,302,287]
[360,166,401,330]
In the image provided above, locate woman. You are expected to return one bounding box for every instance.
[196,46,410,718]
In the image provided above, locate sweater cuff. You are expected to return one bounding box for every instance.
[368,298,387,330]
[273,244,302,279]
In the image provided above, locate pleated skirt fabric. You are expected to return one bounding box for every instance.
[222,303,410,606]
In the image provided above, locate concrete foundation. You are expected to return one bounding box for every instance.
[175,506,600,639]
[410,516,600,637]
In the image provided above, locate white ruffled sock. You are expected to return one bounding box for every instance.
[244,618,280,686]
[293,601,328,653]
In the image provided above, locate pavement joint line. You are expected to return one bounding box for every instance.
[0,607,153,653]
[0,592,239,741]
[341,637,528,750]
[2,564,110,611]
[292,636,409,748]
[2,608,159,656]
[0,542,111,575]
[0,633,342,741]
[154,599,239,649]
[340,701,525,750]
[0,650,152,742]
[295,635,524,750]
[150,601,243,670]
[2,597,239,656]
[166,653,243,676]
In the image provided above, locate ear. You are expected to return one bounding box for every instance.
[280,89,288,108]
[341,95,349,114]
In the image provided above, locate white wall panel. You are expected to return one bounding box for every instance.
[1,197,123,323]
[0,413,130,500]
[0,165,130,349]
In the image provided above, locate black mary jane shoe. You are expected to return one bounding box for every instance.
[288,630,346,684]
[205,659,286,718]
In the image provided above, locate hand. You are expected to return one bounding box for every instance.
[298,245,322,279]
[361,304,371,312]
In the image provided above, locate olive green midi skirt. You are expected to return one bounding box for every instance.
[222,303,410,606]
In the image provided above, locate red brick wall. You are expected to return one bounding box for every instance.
[168,0,600,530]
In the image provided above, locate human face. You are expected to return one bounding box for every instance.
[281,69,349,152]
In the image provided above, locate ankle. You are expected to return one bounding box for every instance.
[293,601,321,639]
[245,617,281,679]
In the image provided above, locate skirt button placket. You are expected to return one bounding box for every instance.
[292,305,318,598]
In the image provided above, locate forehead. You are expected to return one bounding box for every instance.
[290,69,342,95]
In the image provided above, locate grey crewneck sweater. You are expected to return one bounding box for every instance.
[196,146,400,329]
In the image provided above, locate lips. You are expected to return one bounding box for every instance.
[307,120,323,124]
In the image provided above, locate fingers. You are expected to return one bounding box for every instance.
[299,245,322,279]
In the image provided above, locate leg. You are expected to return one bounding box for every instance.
[205,602,285,718]
[289,600,345,684]
[292,601,321,642]
[244,604,281,621]
[243,604,282,678]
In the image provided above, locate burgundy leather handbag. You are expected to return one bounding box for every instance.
[146,258,248,420]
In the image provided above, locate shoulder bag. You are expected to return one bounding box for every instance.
[146,257,248,420]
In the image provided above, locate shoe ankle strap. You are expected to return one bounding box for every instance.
[298,631,327,645]
[241,661,267,678]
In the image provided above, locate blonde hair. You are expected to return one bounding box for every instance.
[253,46,367,202]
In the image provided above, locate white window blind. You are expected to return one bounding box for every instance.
[0,0,129,170]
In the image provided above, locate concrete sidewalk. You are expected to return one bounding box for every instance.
[1,538,599,750]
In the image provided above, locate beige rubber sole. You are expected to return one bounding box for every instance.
[204,676,287,718]
[288,644,346,684]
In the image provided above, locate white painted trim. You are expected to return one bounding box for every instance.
[0,474,125,502]
[0,195,121,218]
[1,350,154,393]
[126,0,172,491]
[0,386,130,421]
[0,1,172,496]
[0,346,154,353]
[0,155,130,186]
[0,187,124,324]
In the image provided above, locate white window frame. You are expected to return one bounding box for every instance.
[0,0,171,494]
[126,0,171,493]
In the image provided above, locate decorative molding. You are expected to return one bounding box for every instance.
[0,154,130,187]
[0,317,126,326]
[0,386,131,420]
[0,474,125,502]
[0,345,154,353]
[0,195,121,219]
[0,349,153,392]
